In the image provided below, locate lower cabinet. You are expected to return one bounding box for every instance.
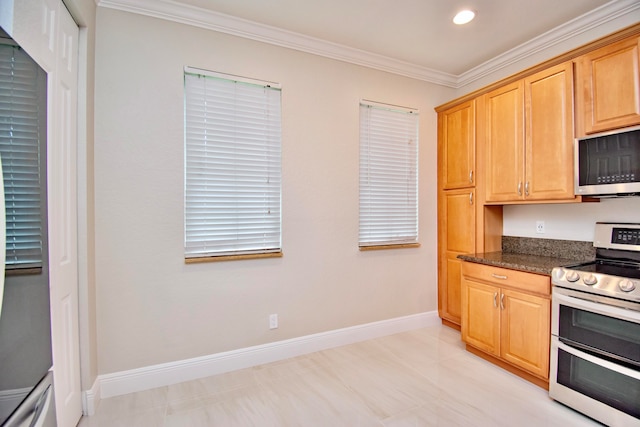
[461,262,551,383]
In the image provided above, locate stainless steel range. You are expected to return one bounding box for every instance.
[550,222,640,427]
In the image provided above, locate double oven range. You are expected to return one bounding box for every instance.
[550,222,640,426]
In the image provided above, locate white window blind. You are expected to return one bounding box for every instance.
[359,101,418,247]
[0,43,45,269]
[184,67,282,258]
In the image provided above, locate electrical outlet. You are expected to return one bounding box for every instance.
[536,221,545,234]
[269,313,278,329]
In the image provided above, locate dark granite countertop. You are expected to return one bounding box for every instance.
[457,236,596,276]
[457,252,588,276]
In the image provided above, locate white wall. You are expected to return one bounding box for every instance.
[94,8,452,374]
[504,198,640,241]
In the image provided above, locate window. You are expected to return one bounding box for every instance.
[184,67,282,260]
[359,101,418,248]
[0,41,47,270]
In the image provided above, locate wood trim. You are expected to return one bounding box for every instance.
[435,23,640,113]
[441,318,461,331]
[185,252,283,263]
[466,344,549,390]
[483,195,598,205]
[359,243,421,251]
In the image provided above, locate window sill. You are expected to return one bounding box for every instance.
[359,243,421,251]
[5,267,43,276]
[185,252,283,264]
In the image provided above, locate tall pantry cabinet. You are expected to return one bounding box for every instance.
[437,100,501,327]
[438,101,476,326]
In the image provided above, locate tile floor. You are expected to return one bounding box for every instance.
[78,325,601,426]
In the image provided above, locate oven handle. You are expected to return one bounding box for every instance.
[555,339,640,381]
[559,336,640,369]
[552,287,640,322]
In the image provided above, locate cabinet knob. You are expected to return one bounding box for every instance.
[493,292,498,308]
[469,170,474,184]
[525,181,530,196]
[517,182,522,196]
[500,293,505,310]
[469,192,473,205]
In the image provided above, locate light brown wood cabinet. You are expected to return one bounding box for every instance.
[437,97,502,327]
[575,35,640,136]
[461,262,551,382]
[437,99,478,327]
[438,189,476,325]
[439,100,476,190]
[485,62,575,203]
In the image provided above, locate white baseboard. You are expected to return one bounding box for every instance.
[95,311,438,400]
[81,377,100,416]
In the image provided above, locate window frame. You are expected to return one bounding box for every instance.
[183,67,283,262]
[358,99,419,250]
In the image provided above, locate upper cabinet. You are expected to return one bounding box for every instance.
[485,62,575,202]
[438,100,476,189]
[485,81,524,202]
[575,35,640,136]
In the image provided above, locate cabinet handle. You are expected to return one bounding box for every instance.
[500,293,505,310]
[493,292,498,308]
[469,192,473,205]
[517,181,522,196]
[469,170,474,184]
[491,273,508,280]
[525,181,530,196]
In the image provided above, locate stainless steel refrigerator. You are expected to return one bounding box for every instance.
[0,33,57,427]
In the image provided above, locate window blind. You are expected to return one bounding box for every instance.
[0,43,45,268]
[184,68,282,258]
[359,101,418,247]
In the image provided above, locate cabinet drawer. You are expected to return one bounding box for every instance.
[461,262,550,295]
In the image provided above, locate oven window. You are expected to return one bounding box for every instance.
[557,348,640,419]
[558,305,640,366]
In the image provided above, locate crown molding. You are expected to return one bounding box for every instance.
[97,0,639,89]
[456,0,640,88]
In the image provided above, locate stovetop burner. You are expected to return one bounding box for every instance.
[552,223,640,304]
[568,260,640,280]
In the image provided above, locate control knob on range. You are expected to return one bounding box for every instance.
[619,279,636,292]
[565,271,580,282]
[583,274,598,286]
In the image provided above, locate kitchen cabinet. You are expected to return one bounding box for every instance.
[437,97,502,327]
[461,262,551,382]
[438,188,476,325]
[575,35,640,136]
[439,100,475,190]
[485,62,575,202]
[437,99,478,327]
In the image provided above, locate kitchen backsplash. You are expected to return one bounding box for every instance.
[502,236,595,261]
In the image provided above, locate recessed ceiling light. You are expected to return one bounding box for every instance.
[453,9,476,25]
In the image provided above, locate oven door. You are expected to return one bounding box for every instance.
[550,287,640,426]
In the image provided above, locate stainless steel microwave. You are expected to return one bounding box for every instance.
[575,125,640,197]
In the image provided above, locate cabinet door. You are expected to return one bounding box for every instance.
[524,62,575,200]
[485,81,524,202]
[461,278,500,356]
[577,36,640,135]
[500,289,551,379]
[439,100,476,189]
[438,189,475,325]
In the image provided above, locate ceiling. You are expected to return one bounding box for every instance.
[99,0,639,86]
